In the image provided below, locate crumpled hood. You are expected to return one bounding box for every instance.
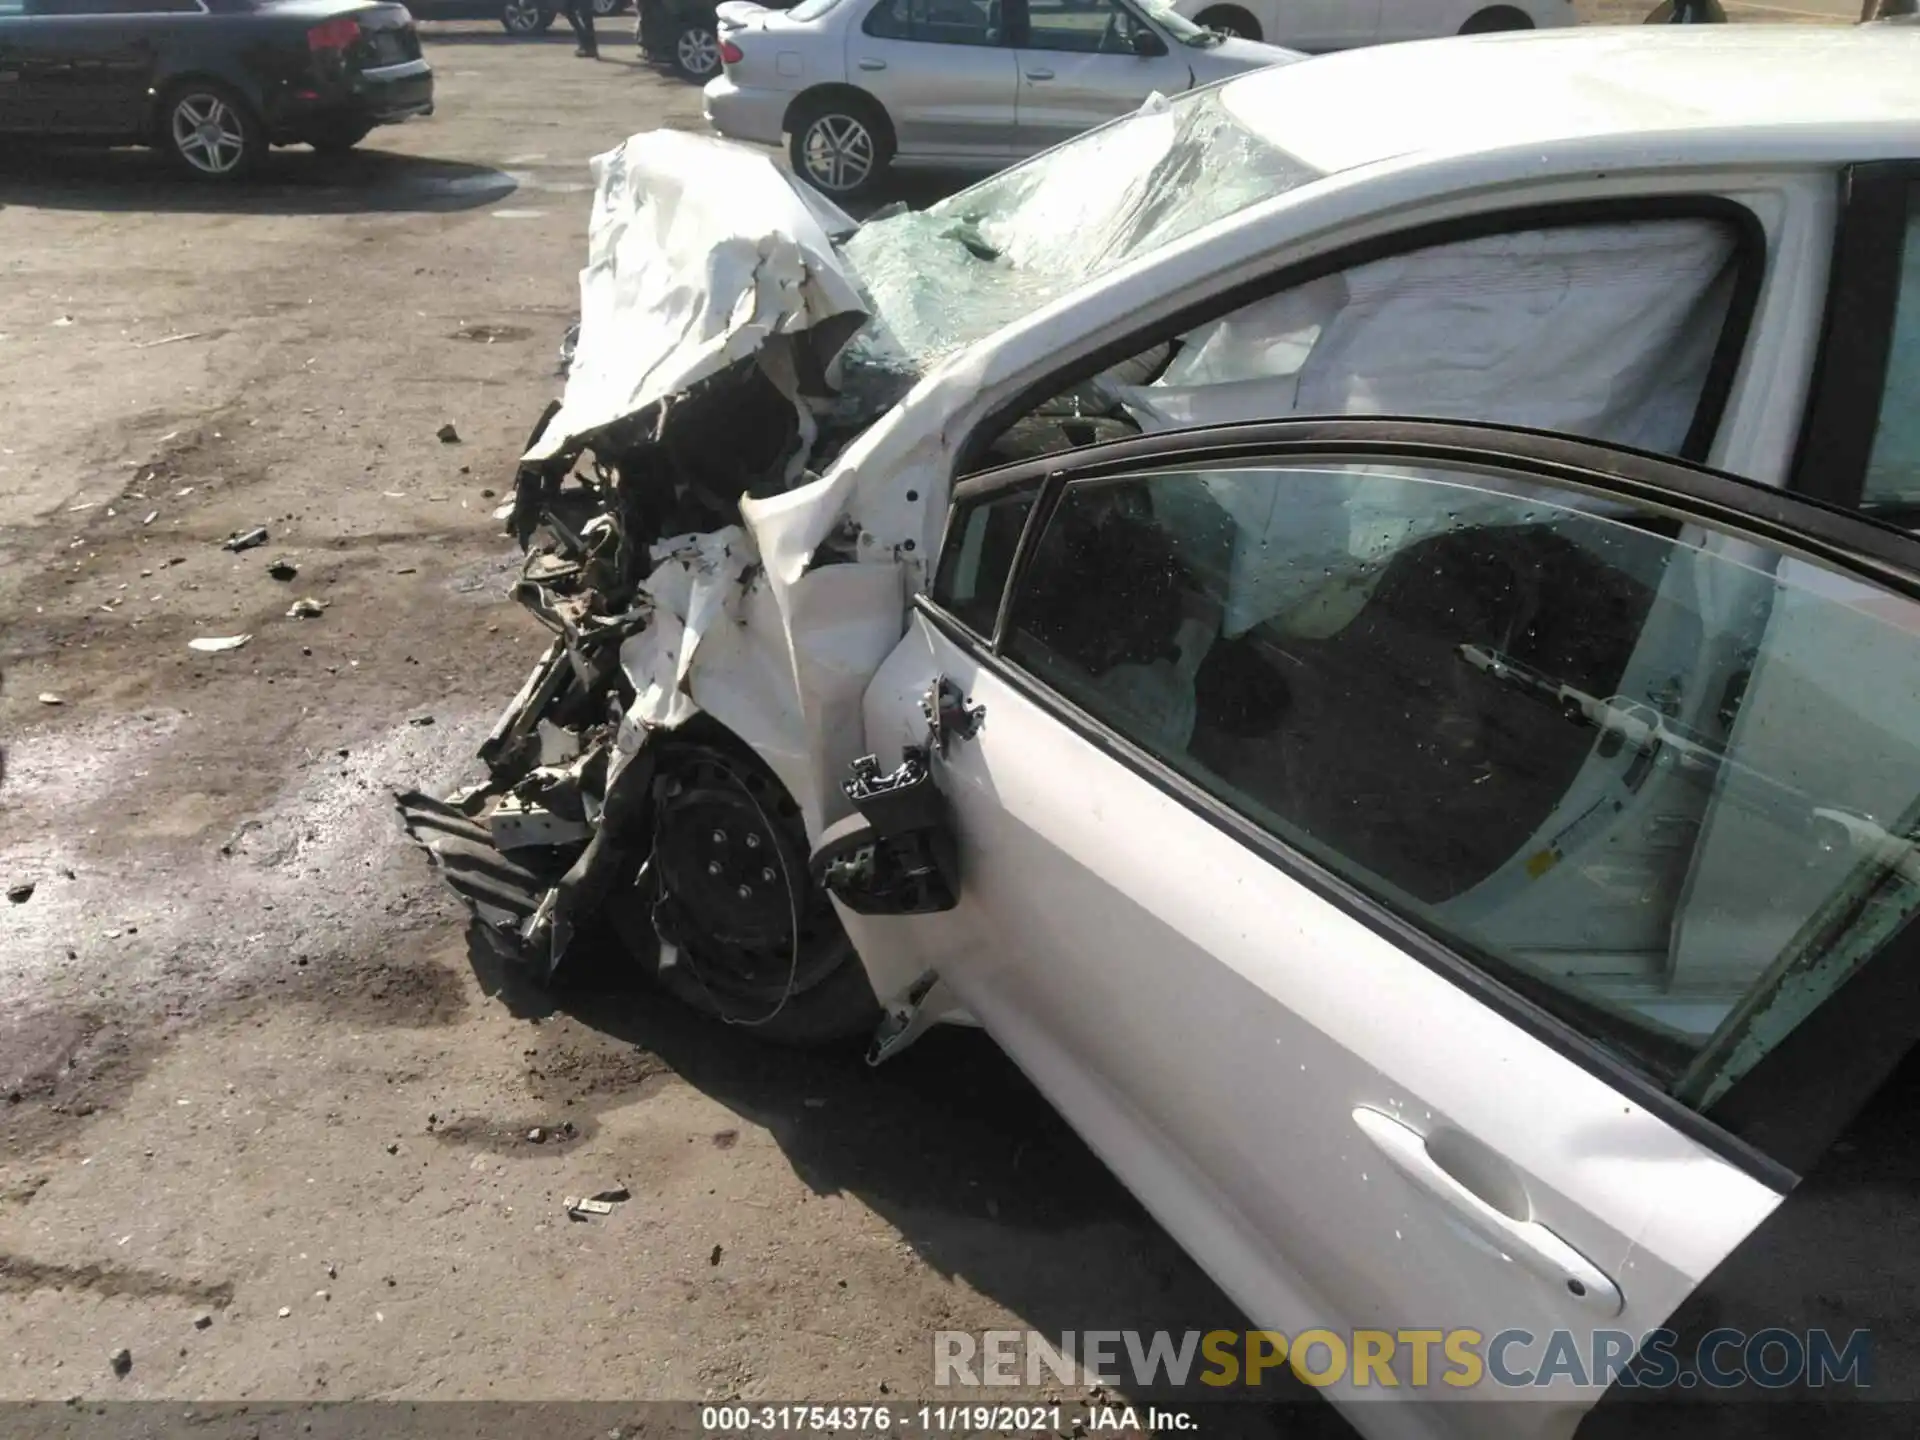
[525,130,870,463]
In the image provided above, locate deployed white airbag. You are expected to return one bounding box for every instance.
[1121,219,1740,637]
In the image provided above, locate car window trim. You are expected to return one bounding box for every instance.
[1787,161,1920,515]
[953,194,1769,479]
[1015,0,1135,53]
[928,416,1920,1188]
[861,0,1006,45]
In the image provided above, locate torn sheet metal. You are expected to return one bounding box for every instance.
[403,100,1232,1004]
[398,126,920,992]
[525,130,868,464]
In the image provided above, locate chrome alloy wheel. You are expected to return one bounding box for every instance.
[800,113,874,194]
[675,24,719,75]
[170,93,247,177]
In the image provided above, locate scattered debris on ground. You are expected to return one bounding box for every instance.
[267,558,299,581]
[222,527,268,553]
[437,423,461,444]
[108,1348,131,1378]
[37,692,64,705]
[189,634,251,653]
[7,882,34,904]
[564,1183,630,1222]
[286,598,327,620]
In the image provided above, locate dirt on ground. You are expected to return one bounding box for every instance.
[0,30,1263,1418]
[0,0,1858,1423]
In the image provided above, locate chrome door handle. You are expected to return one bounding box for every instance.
[1025,67,1054,79]
[1352,1108,1625,1318]
[856,56,887,70]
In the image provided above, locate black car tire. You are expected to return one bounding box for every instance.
[1459,4,1534,29]
[157,80,265,181]
[1193,3,1260,37]
[602,734,881,1048]
[309,121,374,155]
[501,0,554,33]
[669,19,721,79]
[787,91,893,201]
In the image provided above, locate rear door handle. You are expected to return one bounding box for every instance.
[1352,1107,1624,1318]
[1025,67,1054,79]
[856,56,886,70]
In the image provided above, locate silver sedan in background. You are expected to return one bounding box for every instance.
[704,0,1298,197]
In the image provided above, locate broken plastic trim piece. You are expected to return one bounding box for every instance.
[812,749,958,917]
[867,970,960,1067]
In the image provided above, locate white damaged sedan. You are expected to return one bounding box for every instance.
[405,26,1920,1436]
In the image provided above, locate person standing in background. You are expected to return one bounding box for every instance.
[558,0,598,56]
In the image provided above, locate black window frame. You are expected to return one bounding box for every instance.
[926,415,1920,1188]
[1788,161,1920,519]
[953,194,1770,481]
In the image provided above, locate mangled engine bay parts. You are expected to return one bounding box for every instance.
[399,130,958,1047]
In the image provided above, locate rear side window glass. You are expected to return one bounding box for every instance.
[932,489,1036,637]
[1863,195,1920,509]
[862,0,1000,44]
[1002,457,1920,1112]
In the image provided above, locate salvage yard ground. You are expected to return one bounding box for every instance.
[0,1,1860,1421]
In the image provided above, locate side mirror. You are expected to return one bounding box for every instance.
[1132,27,1168,55]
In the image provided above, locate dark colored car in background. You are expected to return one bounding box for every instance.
[0,0,433,179]
[636,0,784,80]
[495,0,624,36]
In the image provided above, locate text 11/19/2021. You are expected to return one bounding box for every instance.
[702,1405,1193,1433]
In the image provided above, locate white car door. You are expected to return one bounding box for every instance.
[1011,0,1194,151]
[849,418,1920,1437]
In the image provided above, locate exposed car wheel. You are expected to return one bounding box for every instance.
[308,121,373,155]
[1459,4,1533,29]
[607,737,881,1047]
[1644,0,1727,17]
[159,82,264,181]
[788,93,892,200]
[1193,4,1261,38]
[670,20,720,80]
[592,0,626,13]
[501,0,552,33]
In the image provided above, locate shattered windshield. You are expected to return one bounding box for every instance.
[838,86,1319,392]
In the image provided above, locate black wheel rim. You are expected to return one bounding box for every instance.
[648,748,844,1011]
